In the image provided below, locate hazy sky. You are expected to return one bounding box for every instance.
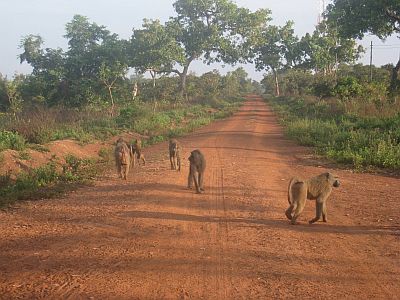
[0,0,398,80]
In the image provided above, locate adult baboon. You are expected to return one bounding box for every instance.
[188,149,206,194]
[169,138,181,171]
[114,138,132,180]
[131,139,146,166]
[285,172,340,225]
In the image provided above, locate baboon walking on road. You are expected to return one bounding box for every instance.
[114,138,132,180]
[285,172,340,225]
[130,139,146,166]
[188,149,206,194]
[169,139,181,171]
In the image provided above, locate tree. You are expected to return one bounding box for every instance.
[0,75,24,117]
[167,0,270,98]
[19,35,66,105]
[99,61,128,116]
[325,0,400,91]
[298,22,363,76]
[254,22,300,96]
[130,19,184,88]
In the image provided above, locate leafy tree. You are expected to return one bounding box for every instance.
[0,75,24,117]
[99,61,128,116]
[167,0,269,98]
[254,21,300,96]
[298,22,363,75]
[130,19,184,88]
[19,35,65,105]
[325,0,400,91]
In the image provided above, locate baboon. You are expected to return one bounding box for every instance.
[114,138,132,180]
[285,172,340,225]
[169,138,181,171]
[130,139,146,166]
[188,149,206,194]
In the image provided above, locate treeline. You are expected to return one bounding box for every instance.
[4,0,397,114]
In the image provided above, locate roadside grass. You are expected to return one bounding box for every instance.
[0,154,104,208]
[267,96,400,171]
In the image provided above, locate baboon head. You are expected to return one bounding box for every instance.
[326,172,340,188]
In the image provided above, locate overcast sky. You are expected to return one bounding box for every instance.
[0,0,398,80]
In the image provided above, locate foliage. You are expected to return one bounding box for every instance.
[0,155,99,207]
[333,76,363,100]
[268,96,400,171]
[0,131,26,151]
[325,0,400,91]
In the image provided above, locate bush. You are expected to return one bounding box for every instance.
[333,76,363,101]
[0,131,26,151]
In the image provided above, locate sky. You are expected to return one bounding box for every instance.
[0,0,399,81]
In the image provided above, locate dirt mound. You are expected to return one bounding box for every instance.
[0,133,144,178]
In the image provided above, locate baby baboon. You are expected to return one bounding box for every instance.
[188,149,206,194]
[130,139,146,166]
[285,172,340,225]
[169,139,181,171]
[114,138,132,180]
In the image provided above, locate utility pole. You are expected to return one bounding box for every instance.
[370,41,373,82]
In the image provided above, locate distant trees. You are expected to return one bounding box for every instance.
[9,0,400,112]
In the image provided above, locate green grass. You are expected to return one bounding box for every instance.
[0,155,100,208]
[267,96,400,171]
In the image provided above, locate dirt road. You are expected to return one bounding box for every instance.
[0,95,399,299]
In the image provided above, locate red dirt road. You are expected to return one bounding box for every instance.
[0,95,399,299]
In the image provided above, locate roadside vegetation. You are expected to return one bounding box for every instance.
[265,66,400,171]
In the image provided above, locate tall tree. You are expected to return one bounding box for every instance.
[325,0,400,90]
[298,22,363,75]
[130,19,184,88]
[254,22,299,96]
[168,0,269,98]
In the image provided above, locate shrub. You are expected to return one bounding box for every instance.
[0,130,26,151]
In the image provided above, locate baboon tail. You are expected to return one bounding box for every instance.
[288,177,303,204]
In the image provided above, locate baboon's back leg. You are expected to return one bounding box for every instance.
[285,204,295,220]
[116,163,122,178]
[291,200,306,225]
[140,154,146,165]
[188,167,194,188]
[309,200,323,224]
[122,165,128,180]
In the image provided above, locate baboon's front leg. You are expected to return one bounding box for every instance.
[322,201,328,222]
[199,172,205,191]
[177,155,181,171]
[309,200,323,224]
[193,174,202,194]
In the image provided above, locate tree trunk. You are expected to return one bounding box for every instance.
[273,68,280,97]
[178,57,195,100]
[389,56,400,93]
[179,66,189,100]
[150,70,158,112]
[108,86,115,117]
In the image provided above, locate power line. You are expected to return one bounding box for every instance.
[372,44,400,47]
